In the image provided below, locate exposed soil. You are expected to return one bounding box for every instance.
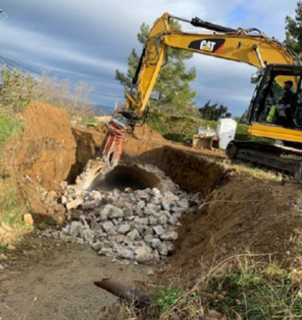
[165,174,300,280]
[8,101,76,191]
[0,236,148,320]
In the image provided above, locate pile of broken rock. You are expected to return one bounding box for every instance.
[46,164,202,264]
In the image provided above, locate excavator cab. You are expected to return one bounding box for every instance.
[248,65,302,143]
[226,64,302,180]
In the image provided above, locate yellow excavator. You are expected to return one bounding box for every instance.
[102,12,302,179]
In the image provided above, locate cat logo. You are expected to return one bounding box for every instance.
[200,40,216,52]
[188,39,226,54]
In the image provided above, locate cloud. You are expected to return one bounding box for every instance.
[0,0,296,114]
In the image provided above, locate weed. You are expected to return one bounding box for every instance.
[0,112,23,147]
[297,240,302,251]
[0,183,25,229]
[0,177,30,245]
[156,287,186,313]
[146,256,302,320]
[204,258,302,319]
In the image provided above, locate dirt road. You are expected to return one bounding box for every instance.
[0,237,148,320]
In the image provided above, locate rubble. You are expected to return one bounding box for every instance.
[45,163,202,263]
[0,254,7,261]
[23,213,34,227]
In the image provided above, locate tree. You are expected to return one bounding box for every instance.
[198,101,231,121]
[116,21,197,115]
[285,1,302,56]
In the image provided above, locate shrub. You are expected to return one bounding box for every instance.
[0,68,94,119]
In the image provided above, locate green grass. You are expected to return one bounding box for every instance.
[206,263,302,319]
[156,287,187,313]
[155,257,302,320]
[0,184,25,229]
[0,112,23,147]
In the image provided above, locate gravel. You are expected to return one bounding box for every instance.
[44,162,202,264]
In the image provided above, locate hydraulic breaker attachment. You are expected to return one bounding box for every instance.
[101,110,135,172]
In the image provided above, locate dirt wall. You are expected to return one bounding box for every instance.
[166,175,298,279]
[5,101,76,223]
[8,101,76,191]
[136,147,228,196]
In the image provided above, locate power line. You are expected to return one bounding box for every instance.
[0,50,41,75]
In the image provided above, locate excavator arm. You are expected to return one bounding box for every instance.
[102,12,297,170]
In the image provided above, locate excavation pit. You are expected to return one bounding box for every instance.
[90,165,162,192]
[59,159,202,262]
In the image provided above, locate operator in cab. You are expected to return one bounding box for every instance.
[279,80,296,106]
[266,80,296,126]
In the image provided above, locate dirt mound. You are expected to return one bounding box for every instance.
[133,124,166,142]
[166,174,298,279]
[8,101,76,190]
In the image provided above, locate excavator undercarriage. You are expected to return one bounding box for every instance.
[227,141,302,180]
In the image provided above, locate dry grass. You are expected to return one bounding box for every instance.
[223,160,283,182]
[118,253,302,320]
[0,68,94,120]
[32,71,93,119]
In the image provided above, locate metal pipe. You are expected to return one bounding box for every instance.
[169,15,191,24]
[94,278,151,307]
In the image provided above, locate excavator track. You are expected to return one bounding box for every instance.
[226,141,302,181]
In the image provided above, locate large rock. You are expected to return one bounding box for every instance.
[23,213,34,226]
[66,199,84,210]
[119,248,134,260]
[102,221,114,233]
[161,231,178,241]
[135,246,153,262]
[83,229,94,243]
[161,193,179,211]
[157,242,169,256]
[153,225,165,236]
[100,204,123,220]
[69,221,84,238]
[118,224,131,234]
[125,229,141,242]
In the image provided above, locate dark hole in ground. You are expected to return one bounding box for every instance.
[90,165,162,191]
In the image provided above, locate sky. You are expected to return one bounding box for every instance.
[0,0,298,116]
